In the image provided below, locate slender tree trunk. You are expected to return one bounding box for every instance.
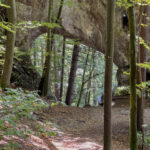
[33,42,37,66]
[65,45,80,106]
[38,0,53,96]
[103,0,115,149]
[1,0,16,89]
[53,36,59,99]
[85,50,95,106]
[87,79,91,105]
[137,6,150,132]
[139,6,149,82]
[41,49,44,69]
[39,0,64,96]
[137,50,143,132]
[128,4,138,150]
[56,0,64,24]
[60,37,66,101]
[77,50,89,107]
[93,87,97,106]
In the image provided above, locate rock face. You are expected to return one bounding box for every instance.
[0,0,130,87]
[11,57,41,90]
[16,0,129,64]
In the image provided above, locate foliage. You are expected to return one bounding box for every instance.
[0,2,10,8]
[138,129,150,148]
[36,122,56,137]
[32,34,118,106]
[0,88,49,149]
[116,0,150,8]
[17,21,61,31]
[137,62,150,71]
[114,86,130,96]
[0,22,15,33]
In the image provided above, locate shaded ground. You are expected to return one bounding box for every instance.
[1,97,150,150]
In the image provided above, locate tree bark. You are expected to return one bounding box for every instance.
[77,50,89,107]
[87,79,91,105]
[85,50,95,106]
[137,49,143,132]
[33,41,37,66]
[38,0,53,97]
[53,36,59,99]
[60,37,66,101]
[137,6,150,132]
[103,0,115,149]
[1,0,16,89]
[128,4,138,150]
[65,45,80,106]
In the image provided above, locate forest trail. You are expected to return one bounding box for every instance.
[44,102,130,150]
[2,98,150,150]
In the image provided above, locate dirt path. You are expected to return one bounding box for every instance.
[42,98,150,150]
[1,98,150,150]
[44,105,129,150]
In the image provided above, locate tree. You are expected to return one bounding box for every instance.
[65,44,80,106]
[60,37,66,101]
[85,50,95,106]
[137,6,150,132]
[38,0,64,97]
[77,49,89,107]
[1,0,16,89]
[53,36,59,99]
[103,0,115,149]
[33,41,37,66]
[38,0,53,96]
[128,3,138,150]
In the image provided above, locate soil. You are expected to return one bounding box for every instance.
[1,97,150,150]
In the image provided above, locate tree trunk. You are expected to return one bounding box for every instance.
[137,6,150,132]
[33,42,37,66]
[65,45,80,106]
[87,79,91,105]
[38,0,53,97]
[1,0,16,89]
[60,37,66,101]
[103,0,115,149]
[53,36,59,99]
[137,50,143,132]
[139,6,149,82]
[41,49,44,69]
[93,87,97,106]
[128,4,138,150]
[77,50,89,107]
[86,50,95,106]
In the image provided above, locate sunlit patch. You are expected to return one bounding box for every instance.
[49,134,103,150]
[28,135,50,150]
[0,140,9,145]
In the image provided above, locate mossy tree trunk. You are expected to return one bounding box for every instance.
[103,0,115,149]
[128,4,138,150]
[1,0,16,89]
[38,0,53,97]
[39,0,64,97]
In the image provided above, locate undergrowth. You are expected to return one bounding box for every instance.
[0,88,52,149]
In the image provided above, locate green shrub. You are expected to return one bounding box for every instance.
[114,86,130,96]
[0,88,49,149]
